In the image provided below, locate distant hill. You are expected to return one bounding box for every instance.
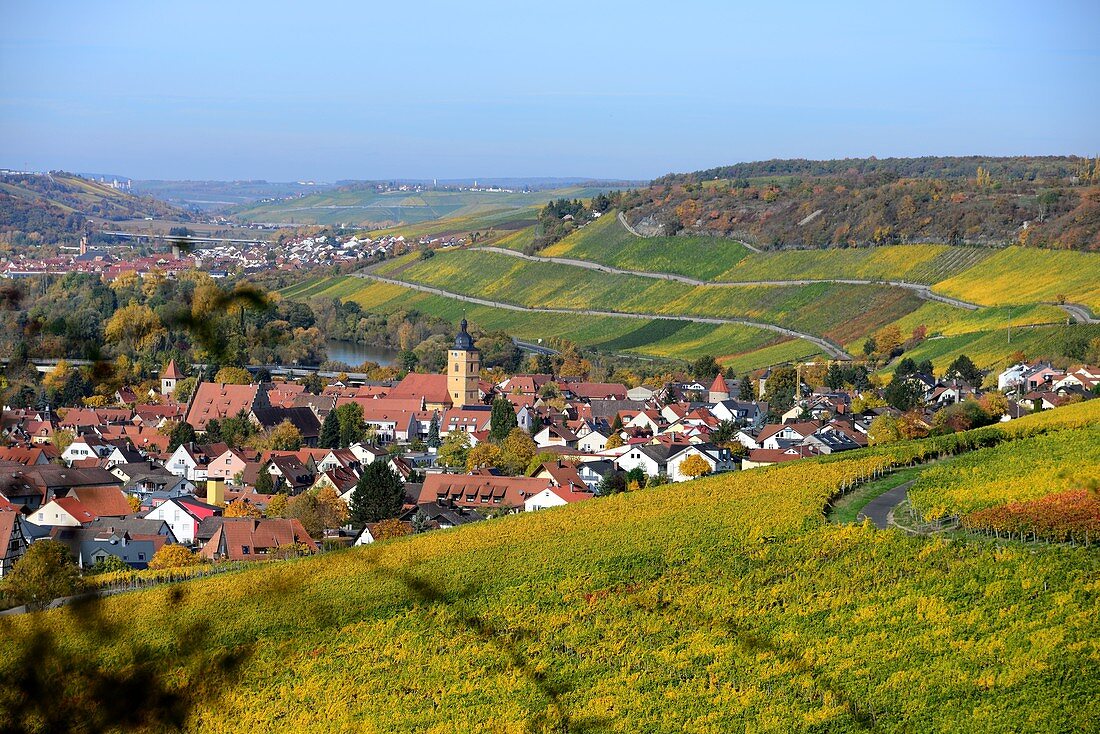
[624,155,1100,251]
[226,182,629,228]
[0,171,192,246]
[130,179,336,211]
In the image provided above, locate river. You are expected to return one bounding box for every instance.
[324,339,399,367]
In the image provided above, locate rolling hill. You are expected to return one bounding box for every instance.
[3,400,1097,732]
[227,184,620,229]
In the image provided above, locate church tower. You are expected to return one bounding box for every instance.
[448,319,480,407]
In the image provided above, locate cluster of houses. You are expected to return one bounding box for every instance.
[0,231,401,280]
[1,318,1096,578]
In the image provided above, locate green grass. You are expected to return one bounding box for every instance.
[827,464,928,524]
[282,276,822,370]
[3,406,1098,732]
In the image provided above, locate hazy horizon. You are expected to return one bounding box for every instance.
[2,0,1098,181]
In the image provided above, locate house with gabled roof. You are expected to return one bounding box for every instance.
[143,496,220,545]
[186,382,270,432]
[0,511,29,577]
[199,517,317,561]
[418,472,550,514]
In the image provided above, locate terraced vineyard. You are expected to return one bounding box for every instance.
[5,403,1098,732]
[394,249,924,344]
[540,212,754,279]
[286,276,820,370]
[908,425,1100,521]
[540,213,992,284]
[932,247,1100,311]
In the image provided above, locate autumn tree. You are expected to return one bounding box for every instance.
[867,414,902,445]
[288,487,349,537]
[466,443,503,472]
[148,544,203,570]
[104,303,166,352]
[605,433,625,449]
[437,430,471,469]
[680,454,712,479]
[500,428,536,476]
[979,391,1009,419]
[224,499,262,518]
[266,492,290,517]
[3,540,83,611]
[372,518,413,541]
[214,367,252,385]
[267,420,303,451]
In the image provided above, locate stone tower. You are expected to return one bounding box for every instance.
[161,359,184,398]
[448,319,480,407]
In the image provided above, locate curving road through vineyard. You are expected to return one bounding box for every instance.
[476,246,980,310]
[352,271,854,360]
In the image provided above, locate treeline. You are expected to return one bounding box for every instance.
[620,159,1100,250]
[653,156,1096,186]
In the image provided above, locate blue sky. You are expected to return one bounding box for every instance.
[1,0,1097,181]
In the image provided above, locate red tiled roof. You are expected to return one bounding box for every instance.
[53,496,98,523]
[389,373,451,405]
[69,486,132,517]
[162,359,184,379]
[186,383,261,432]
[420,473,550,510]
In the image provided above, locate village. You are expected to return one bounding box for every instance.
[0,231,410,279]
[1,315,1096,582]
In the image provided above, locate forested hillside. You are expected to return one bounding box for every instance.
[621,156,1100,251]
[0,172,192,247]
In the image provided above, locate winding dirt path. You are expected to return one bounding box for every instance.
[352,271,854,360]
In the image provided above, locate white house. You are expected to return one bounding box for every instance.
[143,497,220,545]
[62,436,112,466]
[576,424,610,453]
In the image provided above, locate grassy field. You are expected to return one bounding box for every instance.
[284,276,820,370]
[932,247,1100,311]
[396,249,925,344]
[3,403,1098,732]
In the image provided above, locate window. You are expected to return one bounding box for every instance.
[242,546,250,555]
[138,553,145,561]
